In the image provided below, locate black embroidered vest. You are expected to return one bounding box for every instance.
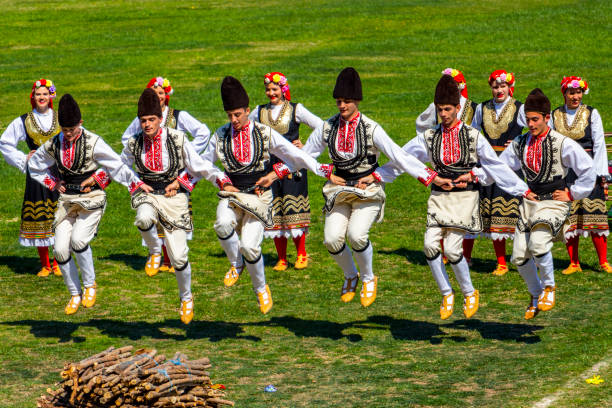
[257,102,300,142]
[424,124,479,182]
[48,129,99,186]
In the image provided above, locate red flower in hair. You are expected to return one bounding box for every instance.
[264,72,291,100]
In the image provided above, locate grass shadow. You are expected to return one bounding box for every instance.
[0,255,41,275]
[99,253,147,270]
[448,319,543,343]
[257,316,362,342]
[470,257,499,274]
[377,248,429,266]
[360,315,464,344]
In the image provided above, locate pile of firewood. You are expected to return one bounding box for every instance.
[37,345,234,408]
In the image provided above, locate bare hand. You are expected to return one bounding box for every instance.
[525,192,539,201]
[599,176,608,188]
[80,176,96,193]
[292,139,304,149]
[56,180,66,193]
[256,172,279,188]
[223,184,240,193]
[432,176,453,191]
[27,150,36,161]
[138,183,154,194]
[453,172,474,184]
[165,179,180,197]
[329,173,346,186]
[553,188,571,202]
[356,174,375,189]
[504,140,512,147]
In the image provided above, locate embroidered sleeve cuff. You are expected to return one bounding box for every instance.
[523,189,532,198]
[418,168,438,187]
[216,174,232,190]
[93,169,111,190]
[469,170,479,184]
[319,164,334,179]
[43,175,58,191]
[371,171,382,182]
[273,162,291,180]
[129,181,144,195]
[177,171,197,192]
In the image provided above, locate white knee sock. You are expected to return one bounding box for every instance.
[353,242,374,282]
[60,258,81,296]
[330,245,358,279]
[427,254,452,295]
[74,246,95,288]
[140,227,162,254]
[218,230,243,267]
[175,262,192,301]
[517,259,543,297]
[534,252,555,288]
[450,258,474,296]
[246,256,266,294]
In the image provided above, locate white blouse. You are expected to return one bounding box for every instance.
[249,102,324,131]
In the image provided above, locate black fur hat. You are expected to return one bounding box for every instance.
[434,75,460,106]
[58,94,82,127]
[138,88,162,118]
[333,67,362,100]
[221,76,249,111]
[524,88,551,115]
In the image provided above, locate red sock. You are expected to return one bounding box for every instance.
[37,246,51,268]
[565,236,580,264]
[463,238,475,261]
[52,258,58,269]
[591,234,608,265]
[492,239,507,266]
[440,239,445,257]
[274,237,288,262]
[292,234,307,257]
[162,245,171,266]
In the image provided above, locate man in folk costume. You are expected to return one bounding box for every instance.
[0,79,61,276]
[28,94,144,315]
[189,76,329,314]
[302,68,450,308]
[463,70,527,276]
[121,88,222,324]
[550,77,610,274]
[123,77,212,275]
[500,89,595,319]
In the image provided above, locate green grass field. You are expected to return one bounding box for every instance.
[0,1,611,407]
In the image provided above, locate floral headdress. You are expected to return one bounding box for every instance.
[561,76,589,95]
[30,78,56,109]
[264,72,290,101]
[146,76,174,105]
[441,68,468,99]
[488,69,515,97]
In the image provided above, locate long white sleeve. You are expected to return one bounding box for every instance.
[122,117,141,146]
[0,116,28,173]
[26,144,58,189]
[176,110,211,154]
[472,136,528,196]
[376,134,429,183]
[561,138,596,200]
[498,142,524,172]
[590,109,608,176]
[415,103,437,134]
[178,138,224,187]
[470,104,483,131]
[92,137,141,189]
[295,103,324,130]
[269,128,326,177]
[302,124,327,159]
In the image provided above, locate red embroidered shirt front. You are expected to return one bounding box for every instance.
[144,128,163,171]
[337,113,360,153]
[525,128,549,173]
[61,131,81,168]
[441,121,462,166]
[232,123,251,164]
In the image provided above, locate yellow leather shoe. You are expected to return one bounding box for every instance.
[180,298,194,325]
[524,296,539,320]
[294,255,308,270]
[52,263,62,276]
[562,262,581,275]
[145,253,162,277]
[256,285,273,314]
[601,262,612,273]
[463,290,479,319]
[37,267,51,277]
[159,264,175,274]
[492,264,509,276]
[340,276,359,302]
[272,259,288,271]
[223,265,243,287]
[442,255,448,265]
[440,291,454,320]
[538,286,555,312]
[360,276,378,307]
[82,284,97,308]
[65,295,81,315]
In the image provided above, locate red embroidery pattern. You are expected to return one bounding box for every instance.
[61,136,76,168]
[177,172,196,192]
[418,167,438,187]
[216,174,232,189]
[319,164,334,179]
[526,129,548,173]
[337,113,360,153]
[129,181,144,194]
[93,170,111,189]
[273,162,291,179]
[144,128,163,171]
[44,175,57,190]
[232,123,251,164]
[441,121,462,166]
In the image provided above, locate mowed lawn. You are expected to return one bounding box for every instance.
[0,1,611,407]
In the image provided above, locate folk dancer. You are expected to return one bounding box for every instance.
[302,67,449,308]
[249,72,324,271]
[28,94,144,315]
[121,88,222,324]
[123,77,212,275]
[0,79,61,276]
[500,88,595,319]
[463,70,527,275]
[550,76,611,274]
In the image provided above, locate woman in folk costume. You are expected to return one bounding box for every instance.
[28,94,144,315]
[123,77,212,275]
[0,79,62,277]
[248,72,324,271]
[550,76,611,274]
[122,88,222,324]
[463,70,526,276]
[500,89,595,319]
[302,68,449,308]
[380,75,528,320]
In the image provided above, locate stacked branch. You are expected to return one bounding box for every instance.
[37,346,234,408]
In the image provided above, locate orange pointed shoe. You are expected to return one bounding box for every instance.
[524,296,539,320]
[360,276,378,307]
[538,286,555,312]
[562,262,581,275]
[145,253,162,277]
[37,267,51,277]
[294,254,309,270]
[492,264,509,276]
[256,285,273,314]
[223,265,243,287]
[463,290,479,319]
[180,298,194,325]
[82,284,97,308]
[272,259,288,271]
[52,262,62,276]
[440,291,454,320]
[340,276,359,303]
[601,262,612,273]
[159,263,175,274]
[65,295,81,315]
